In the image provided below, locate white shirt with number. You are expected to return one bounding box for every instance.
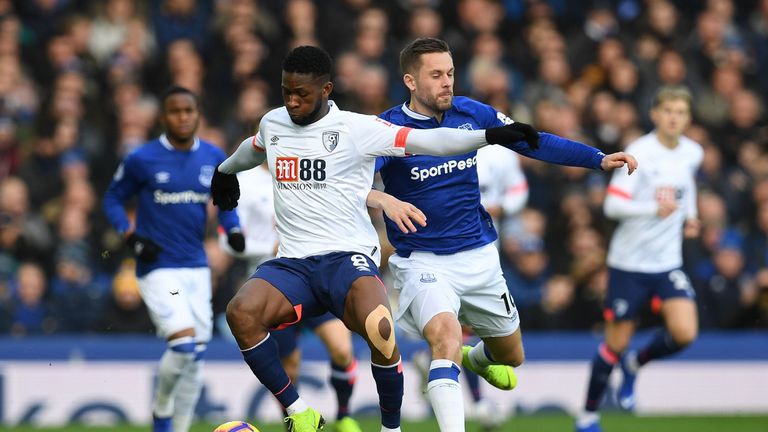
[251,101,407,264]
[604,132,703,273]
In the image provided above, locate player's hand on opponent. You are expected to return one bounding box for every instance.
[380,194,427,234]
[600,152,638,175]
[485,122,540,150]
[126,233,162,262]
[211,164,240,210]
[227,228,246,252]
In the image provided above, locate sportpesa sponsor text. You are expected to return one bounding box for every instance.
[410,155,477,181]
[153,190,209,204]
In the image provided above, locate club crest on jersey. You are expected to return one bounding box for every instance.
[322,131,340,152]
[420,272,437,283]
[199,165,214,187]
[457,123,474,130]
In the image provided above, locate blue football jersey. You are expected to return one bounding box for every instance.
[377,97,511,256]
[103,135,240,276]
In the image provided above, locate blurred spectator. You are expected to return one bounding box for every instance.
[695,230,758,328]
[504,234,550,317]
[9,261,55,335]
[96,259,154,334]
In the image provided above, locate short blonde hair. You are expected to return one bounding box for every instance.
[652,85,692,110]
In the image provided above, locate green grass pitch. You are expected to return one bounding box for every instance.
[3,414,767,432]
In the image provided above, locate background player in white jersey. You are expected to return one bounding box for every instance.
[218,164,364,432]
[371,38,637,432]
[576,86,703,432]
[102,86,245,432]
[209,45,569,432]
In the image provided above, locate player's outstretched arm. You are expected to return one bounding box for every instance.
[367,189,427,234]
[403,123,538,156]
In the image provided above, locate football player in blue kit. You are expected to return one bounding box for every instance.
[103,86,245,432]
[369,37,637,432]
[210,45,621,432]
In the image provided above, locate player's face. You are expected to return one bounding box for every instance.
[161,93,200,141]
[282,72,333,126]
[408,52,454,115]
[651,98,690,138]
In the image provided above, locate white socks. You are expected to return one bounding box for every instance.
[172,360,203,432]
[285,398,309,416]
[426,359,464,432]
[468,341,494,368]
[153,340,196,418]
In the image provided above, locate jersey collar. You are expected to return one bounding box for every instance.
[160,134,200,152]
[401,102,432,120]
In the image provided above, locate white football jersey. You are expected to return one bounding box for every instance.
[253,101,407,264]
[476,145,528,217]
[605,132,703,272]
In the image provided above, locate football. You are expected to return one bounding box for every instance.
[213,420,260,432]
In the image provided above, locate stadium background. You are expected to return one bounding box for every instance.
[0,0,766,430]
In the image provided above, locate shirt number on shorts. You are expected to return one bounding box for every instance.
[669,270,694,297]
[350,254,371,272]
[500,292,516,315]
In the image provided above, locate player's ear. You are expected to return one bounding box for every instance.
[322,81,333,97]
[403,73,416,92]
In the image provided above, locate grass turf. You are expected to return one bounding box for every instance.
[3,414,767,432]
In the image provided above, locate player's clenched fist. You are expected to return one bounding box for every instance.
[485,122,540,150]
[211,165,240,210]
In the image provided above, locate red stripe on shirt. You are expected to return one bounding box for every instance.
[506,181,529,195]
[394,127,412,149]
[607,185,632,200]
[252,135,265,152]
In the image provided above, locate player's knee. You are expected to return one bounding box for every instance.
[427,334,462,361]
[671,326,697,348]
[363,304,397,360]
[226,294,264,329]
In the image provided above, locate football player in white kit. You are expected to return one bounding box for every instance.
[218,164,366,432]
[576,86,702,432]
[209,45,565,432]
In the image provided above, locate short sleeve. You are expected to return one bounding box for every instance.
[347,113,409,158]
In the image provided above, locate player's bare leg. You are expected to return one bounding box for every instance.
[227,278,324,431]
[314,319,361,432]
[343,276,403,432]
[421,312,465,431]
[619,299,698,411]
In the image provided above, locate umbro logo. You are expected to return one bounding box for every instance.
[270,136,279,145]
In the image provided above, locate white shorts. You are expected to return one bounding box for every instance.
[138,267,213,342]
[388,243,520,339]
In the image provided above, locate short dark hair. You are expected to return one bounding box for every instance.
[159,85,199,108]
[282,46,332,78]
[400,37,451,75]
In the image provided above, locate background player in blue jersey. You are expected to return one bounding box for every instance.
[371,38,637,432]
[102,86,244,432]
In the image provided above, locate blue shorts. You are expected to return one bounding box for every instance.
[605,267,695,321]
[270,312,336,358]
[253,251,381,325]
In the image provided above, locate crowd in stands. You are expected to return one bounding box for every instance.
[0,0,766,337]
